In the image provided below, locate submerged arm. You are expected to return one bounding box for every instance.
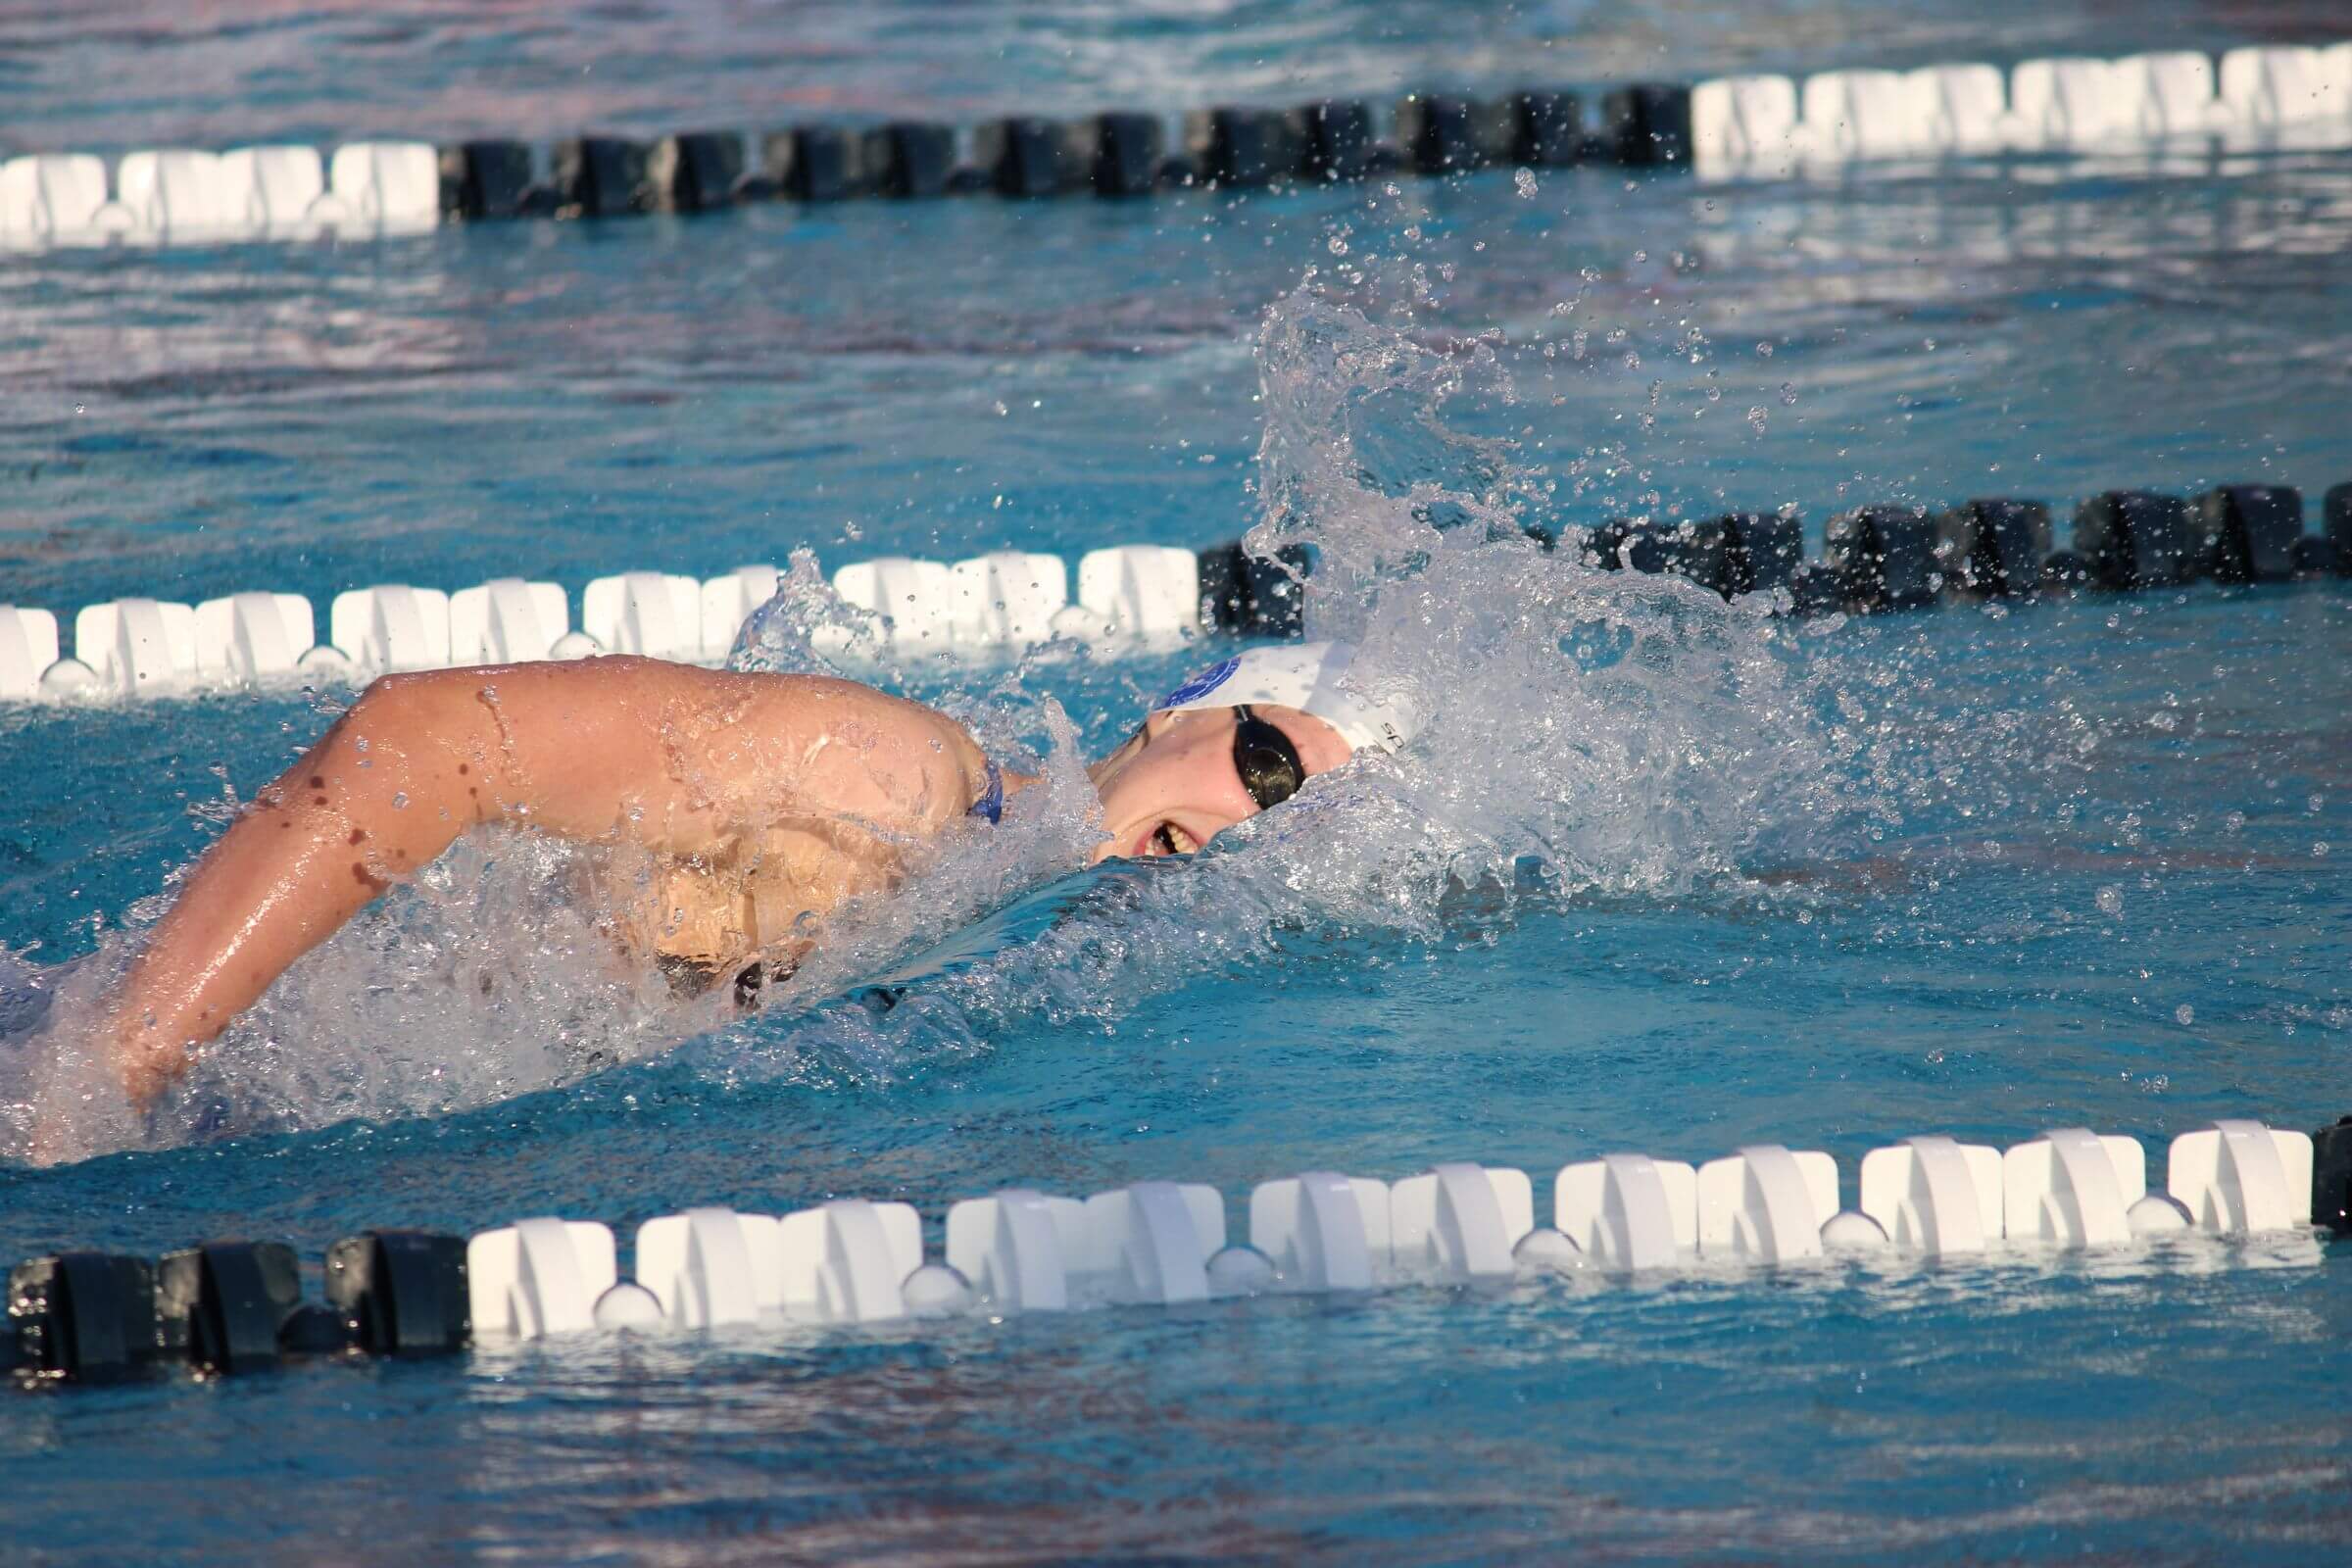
[109,657,986,1107]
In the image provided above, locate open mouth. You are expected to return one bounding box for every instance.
[1141,821,1200,858]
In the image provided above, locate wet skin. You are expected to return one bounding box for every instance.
[1083,703,1352,863]
[100,658,1351,1111]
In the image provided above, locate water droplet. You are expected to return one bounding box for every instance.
[2095,885,2124,917]
[390,792,409,809]
[2175,1004,2194,1026]
[1513,168,1538,198]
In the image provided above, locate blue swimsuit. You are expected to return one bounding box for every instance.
[968,759,1004,825]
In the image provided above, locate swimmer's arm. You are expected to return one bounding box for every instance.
[109,657,987,1106]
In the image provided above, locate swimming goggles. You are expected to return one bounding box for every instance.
[1231,706,1305,812]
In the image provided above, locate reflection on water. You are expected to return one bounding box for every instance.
[189,1251,2352,1563]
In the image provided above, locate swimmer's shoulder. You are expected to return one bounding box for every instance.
[709,668,994,821]
[368,661,991,814]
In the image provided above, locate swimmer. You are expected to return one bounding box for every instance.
[101,640,1414,1110]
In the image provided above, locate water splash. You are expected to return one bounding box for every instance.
[675,278,1877,1091]
[1248,275,1865,897]
[1,271,1879,1165]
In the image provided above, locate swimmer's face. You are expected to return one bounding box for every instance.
[1085,704,1353,864]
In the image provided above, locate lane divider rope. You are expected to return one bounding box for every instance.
[7,1113,2348,1383]
[2,481,2347,707]
[3,44,2349,251]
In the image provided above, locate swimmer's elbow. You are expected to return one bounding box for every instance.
[341,669,491,758]
[322,671,507,830]
[349,668,455,724]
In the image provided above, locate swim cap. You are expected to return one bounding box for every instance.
[1152,640,1418,754]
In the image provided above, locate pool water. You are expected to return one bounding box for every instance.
[5,1,2352,1562]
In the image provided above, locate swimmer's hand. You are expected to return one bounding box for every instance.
[105,658,992,1102]
[108,1006,190,1118]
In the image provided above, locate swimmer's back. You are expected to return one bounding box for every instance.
[108,657,996,1104]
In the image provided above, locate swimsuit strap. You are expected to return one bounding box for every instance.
[967,757,1004,825]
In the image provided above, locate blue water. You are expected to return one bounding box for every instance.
[6,1,2352,1561]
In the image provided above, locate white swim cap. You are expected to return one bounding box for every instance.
[1152,640,1418,755]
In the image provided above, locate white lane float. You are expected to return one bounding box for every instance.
[946,1188,1085,1312]
[1695,1146,1839,1261]
[581,571,701,661]
[436,1116,2328,1348]
[634,1207,782,1329]
[466,1217,619,1340]
[774,1199,927,1325]
[1250,1171,1389,1292]
[1069,1182,1226,1306]
[1391,1163,1532,1284]
[1858,1135,2004,1256]
[449,578,570,663]
[1556,1153,1696,1270]
[331,585,455,675]
[2168,1121,2313,1234]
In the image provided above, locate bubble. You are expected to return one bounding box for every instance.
[2175,1004,2194,1025]
[2096,886,2124,917]
[1512,168,1538,199]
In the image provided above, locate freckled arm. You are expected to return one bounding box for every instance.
[106,658,985,1108]
[109,667,516,1107]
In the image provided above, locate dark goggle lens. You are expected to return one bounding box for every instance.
[1232,706,1304,812]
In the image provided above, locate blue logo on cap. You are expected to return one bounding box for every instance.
[1156,656,1240,709]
